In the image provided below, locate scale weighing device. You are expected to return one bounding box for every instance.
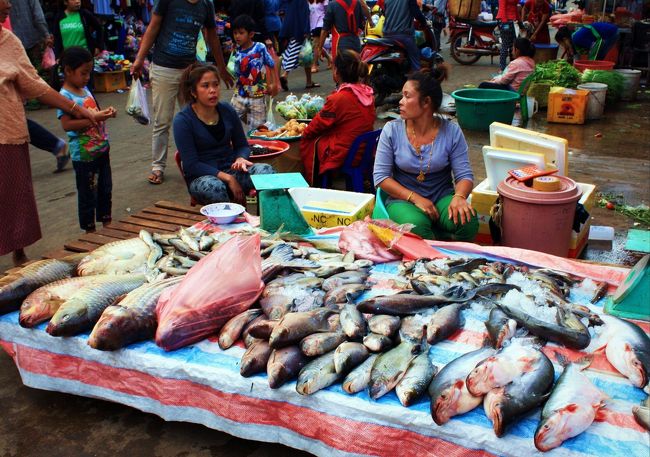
[604,254,650,321]
[250,173,312,235]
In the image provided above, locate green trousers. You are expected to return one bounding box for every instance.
[386,194,479,241]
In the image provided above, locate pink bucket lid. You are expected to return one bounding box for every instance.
[497,175,582,204]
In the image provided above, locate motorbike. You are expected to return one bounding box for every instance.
[361,19,443,106]
[447,15,501,65]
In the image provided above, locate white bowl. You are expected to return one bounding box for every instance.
[200,202,245,224]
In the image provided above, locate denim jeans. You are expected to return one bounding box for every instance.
[150,63,185,173]
[189,163,275,205]
[28,119,65,155]
[383,32,422,71]
[72,152,113,231]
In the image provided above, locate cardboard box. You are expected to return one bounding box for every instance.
[288,188,375,229]
[547,87,589,125]
[94,70,127,93]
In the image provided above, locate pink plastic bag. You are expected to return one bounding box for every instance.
[155,234,264,351]
[338,220,402,263]
[41,47,56,70]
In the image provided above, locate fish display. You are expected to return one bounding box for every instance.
[77,236,152,276]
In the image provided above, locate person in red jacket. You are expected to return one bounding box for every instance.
[300,50,376,185]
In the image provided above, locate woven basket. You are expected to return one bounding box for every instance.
[527,81,553,108]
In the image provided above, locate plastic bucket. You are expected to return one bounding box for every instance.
[451,89,520,131]
[615,69,641,101]
[533,44,559,63]
[577,82,607,120]
[497,176,582,257]
[573,60,615,72]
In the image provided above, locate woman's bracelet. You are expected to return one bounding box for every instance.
[453,193,467,200]
[406,191,414,203]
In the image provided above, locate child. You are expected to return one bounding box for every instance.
[230,14,277,131]
[479,38,536,92]
[57,46,116,233]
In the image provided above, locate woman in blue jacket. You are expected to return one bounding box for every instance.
[173,64,275,205]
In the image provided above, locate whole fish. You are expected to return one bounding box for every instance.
[342,354,378,394]
[363,333,393,352]
[263,274,323,295]
[77,238,151,276]
[293,289,326,312]
[466,339,547,396]
[427,303,463,344]
[242,315,267,348]
[447,258,489,276]
[534,357,607,452]
[323,284,367,307]
[179,227,200,252]
[46,275,146,337]
[269,308,337,348]
[247,318,278,340]
[357,294,456,316]
[498,300,591,349]
[340,303,367,340]
[396,350,438,407]
[368,314,401,337]
[218,309,263,350]
[485,307,517,349]
[483,351,554,437]
[588,314,650,388]
[0,256,83,314]
[168,238,205,260]
[429,347,496,425]
[399,315,427,342]
[87,277,181,350]
[240,340,273,377]
[632,395,650,431]
[322,271,368,292]
[198,235,214,251]
[259,293,295,320]
[590,281,609,304]
[369,338,422,399]
[20,275,115,328]
[296,351,343,395]
[334,342,369,374]
[261,244,319,283]
[267,346,309,389]
[139,230,163,270]
[410,279,446,295]
[300,332,347,357]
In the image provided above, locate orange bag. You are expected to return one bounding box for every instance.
[155,234,264,351]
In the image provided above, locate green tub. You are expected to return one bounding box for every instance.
[451,89,520,131]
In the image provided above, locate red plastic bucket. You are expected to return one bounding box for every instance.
[573,60,615,72]
[497,176,582,257]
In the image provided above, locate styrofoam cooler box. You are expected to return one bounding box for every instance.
[489,122,569,176]
[288,188,375,229]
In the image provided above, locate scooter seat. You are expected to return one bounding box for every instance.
[469,20,499,28]
[365,36,406,49]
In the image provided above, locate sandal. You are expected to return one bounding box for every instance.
[279,76,289,92]
[148,170,164,185]
[305,83,321,89]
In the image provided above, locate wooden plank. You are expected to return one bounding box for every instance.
[105,221,162,235]
[132,212,197,227]
[95,227,134,239]
[78,232,123,246]
[42,248,79,260]
[121,216,180,232]
[155,200,202,215]
[63,240,100,253]
[141,206,205,222]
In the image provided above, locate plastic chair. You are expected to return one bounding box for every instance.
[371,187,390,219]
[174,150,198,207]
[319,129,382,193]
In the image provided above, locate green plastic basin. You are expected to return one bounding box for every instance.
[451,89,520,131]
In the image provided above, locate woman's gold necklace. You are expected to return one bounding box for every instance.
[410,122,436,182]
[194,105,219,125]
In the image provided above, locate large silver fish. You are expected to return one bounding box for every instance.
[334,342,369,374]
[47,275,146,336]
[395,350,438,407]
[368,315,401,337]
[0,255,84,314]
[267,346,308,389]
[87,277,181,350]
[269,308,337,348]
[427,303,463,344]
[217,309,262,350]
[340,303,367,340]
[369,338,422,399]
[429,347,496,425]
[139,230,163,270]
[322,271,368,292]
[484,307,517,349]
[296,351,343,395]
[534,357,607,452]
[240,340,273,377]
[300,332,347,357]
[342,354,378,394]
[77,238,151,276]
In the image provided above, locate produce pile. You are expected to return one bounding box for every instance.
[1,225,649,453]
[530,60,582,88]
[581,69,625,103]
[253,119,309,138]
[276,93,325,120]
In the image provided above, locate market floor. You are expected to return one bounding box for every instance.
[1,50,649,456]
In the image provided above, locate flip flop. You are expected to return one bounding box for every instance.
[148,170,164,185]
[305,83,321,89]
[280,76,289,92]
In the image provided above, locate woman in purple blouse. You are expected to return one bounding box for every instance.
[373,67,478,241]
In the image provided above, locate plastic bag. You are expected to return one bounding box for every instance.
[155,235,264,352]
[339,220,403,263]
[41,47,56,70]
[267,45,281,97]
[125,78,150,125]
[298,39,313,67]
[265,96,277,129]
[227,52,236,77]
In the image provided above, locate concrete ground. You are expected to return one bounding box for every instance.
[1,45,649,456]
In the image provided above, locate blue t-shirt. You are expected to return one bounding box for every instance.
[234,42,275,98]
[152,0,216,69]
[57,88,109,162]
[572,22,618,50]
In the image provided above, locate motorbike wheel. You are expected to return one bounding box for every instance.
[368,72,389,107]
[450,32,482,65]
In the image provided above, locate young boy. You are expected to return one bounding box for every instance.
[230,14,277,131]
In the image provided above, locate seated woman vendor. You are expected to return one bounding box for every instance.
[300,50,376,185]
[173,64,275,205]
[479,38,536,92]
[373,67,478,241]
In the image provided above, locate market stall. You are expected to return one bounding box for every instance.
[0,201,648,457]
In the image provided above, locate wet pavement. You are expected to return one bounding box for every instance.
[1,46,649,456]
